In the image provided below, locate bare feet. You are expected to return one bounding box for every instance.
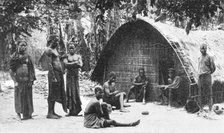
[159,101,164,105]
[126,99,129,103]
[131,120,140,126]
[74,114,83,117]
[22,115,33,120]
[66,112,83,117]
[15,114,21,121]
[46,114,60,119]
[123,104,131,107]
[159,101,168,105]
[66,114,83,117]
[120,108,130,112]
[65,114,71,117]
[22,116,33,120]
[53,112,62,118]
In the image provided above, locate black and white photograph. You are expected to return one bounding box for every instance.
[0,0,224,133]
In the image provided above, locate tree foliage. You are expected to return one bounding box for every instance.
[94,0,148,22]
[152,0,223,34]
[1,0,223,44]
[1,0,224,71]
[0,0,41,38]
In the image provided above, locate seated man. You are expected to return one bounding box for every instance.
[159,68,182,106]
[127,68,148,103]
[103,72,130,112]
[84,87,140,128]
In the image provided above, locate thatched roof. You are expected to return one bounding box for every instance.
[91,16,224,83]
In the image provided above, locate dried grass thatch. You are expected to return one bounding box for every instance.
[92,16,224,84]
[138,17,224,82]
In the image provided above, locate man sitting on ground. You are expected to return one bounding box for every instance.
[84,87,140,128]
[103,72,130,112]
[159,68,182,106]
[127,68,149,103]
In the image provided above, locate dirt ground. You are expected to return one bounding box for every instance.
[1,72,224,133]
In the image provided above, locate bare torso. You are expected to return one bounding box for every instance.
[50,49,62,71]
[67,54,79,63]
[84,99,99,114]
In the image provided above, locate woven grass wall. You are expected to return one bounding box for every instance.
[212,80,224,103]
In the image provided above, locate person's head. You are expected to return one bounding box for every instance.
[108,71,116,83]
[68,44,75,55]
[94,86,104,100]
[139,68,145,77]
[69,36,80,46]
[168,68,175,78]
[48,35,59,49]
[17,40,27,54]
[73,37,79,46]
[200,44,207,56]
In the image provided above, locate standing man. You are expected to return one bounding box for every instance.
[63,43,83,116]
[127,68,148,103]
[44,35,67,119]
[103,72,130,112]
[9,39,36,120]
[198,44,216,111]
[84,86,140,128]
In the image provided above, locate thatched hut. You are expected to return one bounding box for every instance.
[91,16,224,104]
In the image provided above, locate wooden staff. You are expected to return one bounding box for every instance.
[142,85,146,104]
[0,82,2,92]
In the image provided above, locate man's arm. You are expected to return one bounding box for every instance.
[44,49,54,70]
[166,76,181,89]
[95,102,105,117]
[132,77,144,86]
[210,56,216,74]
[63,55,83,68]
[27,56,36,86]
[45,48,58,81]
[133,82,144,86]
[63,57,77,67]
[103,83,117,96]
